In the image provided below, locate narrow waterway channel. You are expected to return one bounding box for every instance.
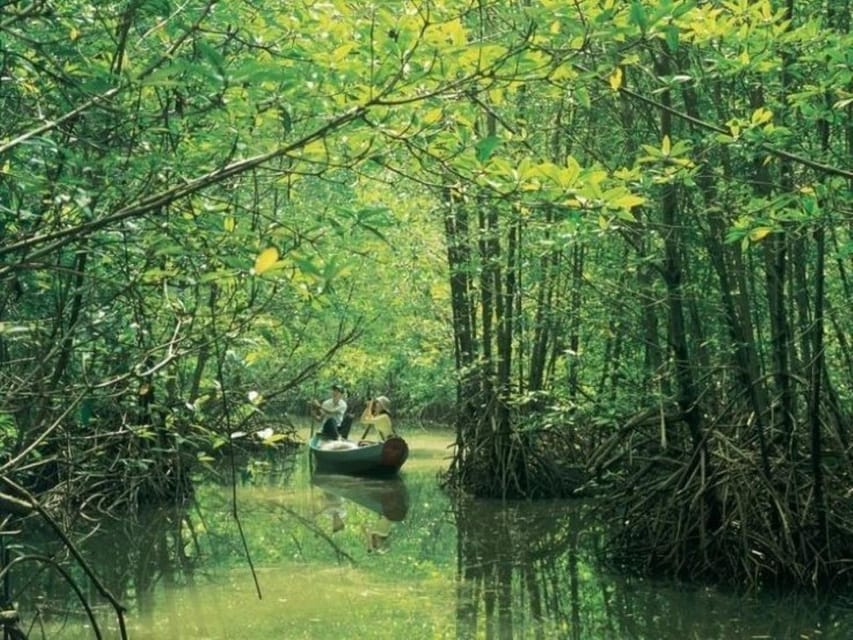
[19,429,853,639]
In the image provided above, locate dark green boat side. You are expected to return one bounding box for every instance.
[308,434,409,476]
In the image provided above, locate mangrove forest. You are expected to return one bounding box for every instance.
[1,0,851,637]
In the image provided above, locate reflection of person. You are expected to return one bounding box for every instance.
[313,384,347,439]
[365,515,392,554]
[360,395,394,440]
[318,492,347,533]
[331,510,345,533]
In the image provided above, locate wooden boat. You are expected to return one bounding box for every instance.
[308,434,409,476]
[312,474,409,521]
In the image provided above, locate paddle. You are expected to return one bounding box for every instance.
[308,381,318,478]
[309,380,318,438]
[359,396,389,441]
[359,418,385,441]
[360,397,376,440]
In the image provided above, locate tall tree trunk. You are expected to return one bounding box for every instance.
[443,190,479,478]
[681,82,774,478]
[656,50,720,530]
[748,85,796,457]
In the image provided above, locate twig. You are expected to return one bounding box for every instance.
[279,507,355,564]
[214,335,263,600]
[1,555,103,640]
[0,391,87,475]
[1,480,128,640]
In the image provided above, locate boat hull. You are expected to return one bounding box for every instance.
[309,434,409,476]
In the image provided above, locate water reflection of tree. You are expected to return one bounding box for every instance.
[453,496,853,639]
[453,498,585,640]
[9,501,196,638]
[77,445,304,617]
[89,505,197,616]
[218,444,301,488]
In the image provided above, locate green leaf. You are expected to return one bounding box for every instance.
[199,270,238,284]
[294,257,323,277]
[630,1,648,31]
[475,135,502,164]
[665,25,679,53]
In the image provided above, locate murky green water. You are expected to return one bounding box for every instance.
[15,429,853,639]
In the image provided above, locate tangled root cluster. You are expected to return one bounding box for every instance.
[592,409,853,589]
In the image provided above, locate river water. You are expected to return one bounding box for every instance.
[18,429,853,639]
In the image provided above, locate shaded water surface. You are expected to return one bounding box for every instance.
[15,429,853,639]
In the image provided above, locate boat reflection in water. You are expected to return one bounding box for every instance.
[312,473,410,555]
[311,473,409,522]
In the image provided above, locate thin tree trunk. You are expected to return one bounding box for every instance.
[49,247,89,389]
[808,0,834,548]
[566,244,584,398]
[528,210,555,393]
[809,215,828,550]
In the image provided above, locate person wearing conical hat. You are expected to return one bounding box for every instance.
[360,395,395,440]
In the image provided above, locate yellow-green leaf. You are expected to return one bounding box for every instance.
[751,107,773,125]
[421,108,443,125]
[614,194,646,209]
[609,67,623,91]
[749,227,773,242]
[564,156,582,186]
[254,247,279,274]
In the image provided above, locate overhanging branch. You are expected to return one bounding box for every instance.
[0,106,367,273]
[575,63,853,181]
